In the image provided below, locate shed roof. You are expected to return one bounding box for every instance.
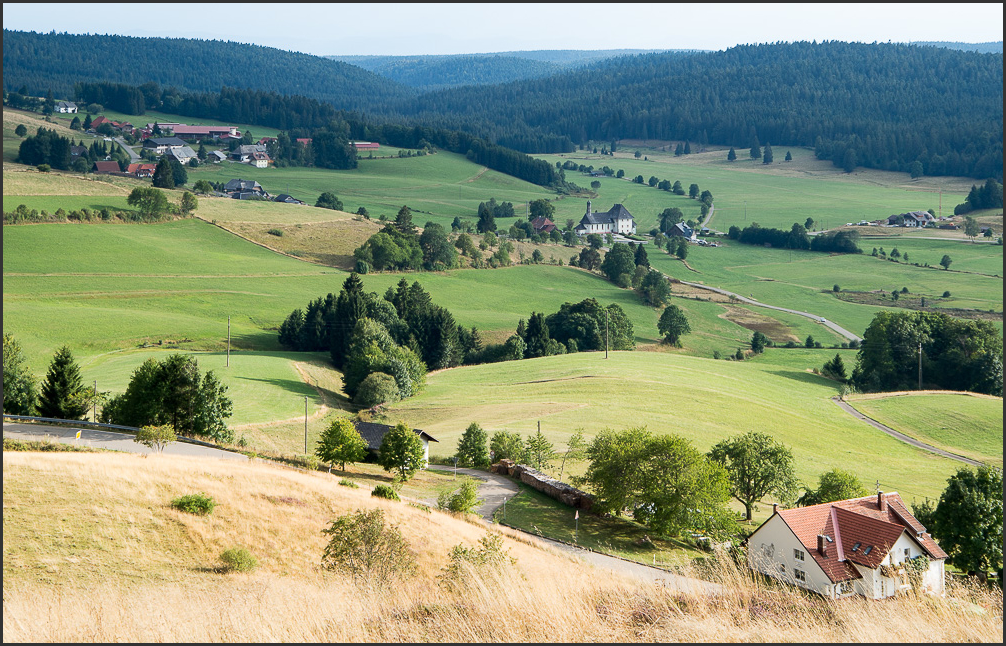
[353,421,438,452]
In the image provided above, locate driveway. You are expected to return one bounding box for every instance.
[427,465,520,519]
[3,423,247,460]
[113,137,141,162]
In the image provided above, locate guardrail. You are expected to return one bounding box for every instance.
[2,414,224,449]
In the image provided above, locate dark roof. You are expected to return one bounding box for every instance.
[143,136,186,147]
[579,203,634,226]
[274,194,303,203]
[92,161,120,172]
[353,421,438,451]
[224,179,262,192]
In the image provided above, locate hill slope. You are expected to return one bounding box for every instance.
[3,451,1000,642]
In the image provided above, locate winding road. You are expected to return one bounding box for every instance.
[2,422,247,460]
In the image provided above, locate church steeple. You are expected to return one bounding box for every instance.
[586,200,591,216]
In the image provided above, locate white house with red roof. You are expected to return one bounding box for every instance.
[746,492,947,599]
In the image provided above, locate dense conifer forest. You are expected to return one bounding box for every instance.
[4,32,1002,179]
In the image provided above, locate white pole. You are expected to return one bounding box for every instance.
[304,396,308,454]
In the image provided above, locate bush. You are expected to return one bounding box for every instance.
[942,291,951,297]
[37,164,50,173]
[353,372,400,408]
[437,479,483,514]
[439,532,515,590]
[339,478,359,488]
[321,508,416,586]
[371,484,400,501]
[171,492,217,515]
[266,228,284,237]
[219,548,258,573]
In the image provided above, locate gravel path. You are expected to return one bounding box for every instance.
[830,398,984,466]
[427,465,520,519]
[3,423,247,460]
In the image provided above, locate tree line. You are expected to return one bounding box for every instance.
[727,222,862,253]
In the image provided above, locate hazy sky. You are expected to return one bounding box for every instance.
[3,3,1002,56]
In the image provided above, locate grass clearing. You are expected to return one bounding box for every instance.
[846,392,1003,469]
[381,350,968,501]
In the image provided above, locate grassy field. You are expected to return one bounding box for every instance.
[5,451,999,642]
[846,392,1003,469]
[538,144,974,233]
[382,349,974,502]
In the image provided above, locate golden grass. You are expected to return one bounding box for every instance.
[3,451,1001,642]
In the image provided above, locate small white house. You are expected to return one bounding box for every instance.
[746,492,947,600]
[56,101,78,113]
[353,421,439,468]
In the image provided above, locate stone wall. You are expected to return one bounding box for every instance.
[492,459,594,511]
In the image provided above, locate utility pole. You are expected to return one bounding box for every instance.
[605,309,609,359]
[304,396,308,454]
[92,380,97,422]
[918,343,923,390]
[226,316,231,368]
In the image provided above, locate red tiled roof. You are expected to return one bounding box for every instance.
[774,492,946,583]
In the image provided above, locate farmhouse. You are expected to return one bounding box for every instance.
[574,200,636,236]
[530,216,557,234]
[91,161,121,174]
[165,146,198,165]
[143,137,187,154]
[223,179,268,198]
[887,211,935,227]
[231,144,269,164]
[273,194,305,205]
[126,163,156,178]
[351,141,379,151]
[55,101,77,113]
[169,124,240,139]
[352,421,439,467]
[746,492,947,600]
[667,221,696,240]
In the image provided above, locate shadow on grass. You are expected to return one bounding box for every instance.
[237,376,317,397]
[764,368,840,389]
[229,331,282,351]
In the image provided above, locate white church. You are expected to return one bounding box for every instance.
[574,201,636,236]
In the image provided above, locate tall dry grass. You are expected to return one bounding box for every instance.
[3,451,1002,642]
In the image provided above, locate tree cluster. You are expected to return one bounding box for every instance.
[101,354,233,442]
[852,310,1002,394]
[954,178,1003,215]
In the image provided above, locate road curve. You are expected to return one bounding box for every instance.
[428,465,720,593]
[3,423,247,460]
[830,398,984,467]
[678,280,862,342]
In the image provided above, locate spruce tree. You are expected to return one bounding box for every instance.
[38,346,89,420]
[151,157,174,188]
[727,147,737,161]
[762,143,773,164]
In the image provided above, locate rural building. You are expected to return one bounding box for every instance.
[143,137,187,154]
[223,179,268,198]
[574,200,636,236]
[126,163,156,178]
[273,194,305,205]
[56,101,77,113]
[165,146,198,165]
[351,141,379,150]
[352,421,439,467]
[887,211,935,227]
[746,492,947,600]
[231,144,269,163]
[667,222,696,240]
[91,161,121,174]
[530,216,557,234]
[249,151,272,168]
[70,145,88,158]
[210,150,228,162]
[296,138,313,146]
[168,124,240,139]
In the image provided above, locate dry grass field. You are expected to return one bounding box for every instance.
[3,451,1001,642]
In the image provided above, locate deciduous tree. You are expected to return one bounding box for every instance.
[456,422,490,468]
[3,333,37,415]
[378,422,427,481]
[316,418,369,471]
[708,432,798,521]
[930,465,1002,579]
[657,304,690,346]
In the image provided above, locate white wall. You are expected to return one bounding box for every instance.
[747,514,837,597]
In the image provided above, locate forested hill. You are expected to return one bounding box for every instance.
[1,30,415,112]
[910,41,1002,54]
[386,41,1003,179]
[327,49,689,90]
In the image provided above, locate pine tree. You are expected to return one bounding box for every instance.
[151,157,174,188]
[727,147,737,161]
[38,346,90,420]
[762,143,773,164]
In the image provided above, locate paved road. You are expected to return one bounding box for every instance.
[3,423,247,460]
[678,280,862,342]
[113,137,141,162]
[830,398,984,467]
[428,465,720,593]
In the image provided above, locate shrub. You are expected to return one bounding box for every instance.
[171,492,217,515]
[439,532,515,589]
[266,228,284,237]
[833,284,840,292]
[37,164,50,173]
[353,372,400,408]
[134,424,176,453]
[339,478,359,488]
[219,548,258,573]
[321,508,416,586]
[371,484,400,501]
[942,291,951,297]
[437,479,483,514]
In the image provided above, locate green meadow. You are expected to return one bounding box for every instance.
[847,393,1003,469]
[381,349,968,501]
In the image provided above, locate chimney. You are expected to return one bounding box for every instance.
[817,535,828,556]
[877,491,887,512]
[772,503,779,515]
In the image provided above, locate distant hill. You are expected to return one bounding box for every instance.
[327,49,702,90]
[910,41,1003,54]
[1,30,415,112]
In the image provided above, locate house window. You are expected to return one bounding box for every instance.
[794,569,806,582]
[904,548,911,561]
[794,549,805,561]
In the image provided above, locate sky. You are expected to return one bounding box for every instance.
[3,3,1002,56]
